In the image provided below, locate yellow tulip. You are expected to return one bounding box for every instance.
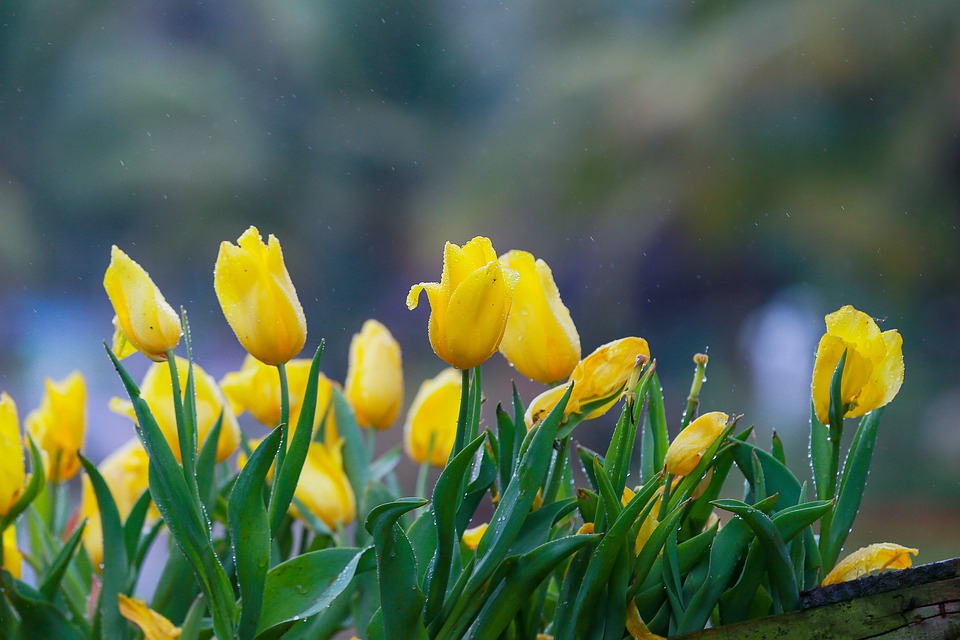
[811,305,904,425]
[291,441,356,529]
[407,236,520,370]
[26,371,86,482]
[664,411,729,477]
[622,486,662,555]
[81,438,154,568]
[0,393,25,517]
[525,337,650,427]
[3,526,22,580]
[498,250,580,384]
[462,523,488,550]
[103,246,182,361]
[821,543,917,586]
[344,320,404,430]
[214,226,307,366]
[221,355,338,438]
[111,357,240,463]
[404,368,462,467]
[118,594,181,639]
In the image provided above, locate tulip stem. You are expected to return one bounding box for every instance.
[275,362,290,483]
[680,354,709,430]
[166,350,198,498]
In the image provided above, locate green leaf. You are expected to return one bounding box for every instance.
[809,400,832,502]
[732,437,803,512]
[195,412,224,517]
[0,435,46,533]
[592,456,622,528]
[576,444,602,491]
[231,426,282,640]
[603,363,653,496]
[332,388,369,543]
[365,499,429,640]
[822,408,884,572]
[662,530,685,634]
[407,507,439,589]
[122,490,152,565]
[771,431,786,466]
[79,455,128,640]
[828,350,848,442]
[495,403,516,495]
[2,573,86,640]
[38,518,87,601]
[270,343,324,534]
[178,594,208,640]
[255,547,367,637]
[640,372,669,483]
[505,498,577,557]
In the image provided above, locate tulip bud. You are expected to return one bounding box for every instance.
[291,441,356,528]
[407,236,519,370]
[26,371,86,482]
[2,527,21,580]
[214,226,307,366]
[103,246,182,361]
[0,393,25,517]
[811,305,904,425]
[344,320,404,430]
[497,250,580,384]
[663,411,729,477]
[404,368,461,467]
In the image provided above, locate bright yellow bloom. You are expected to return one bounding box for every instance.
[404,368,462,467]
[118,593,181,639]
[26,371,86,482]
[291,441,356,529]
[221,355,339,438]
[497,250,580,384]
[81,438,154,568]
[462,523,488,550]
[214,226,307,366]
[3,526,22,579]
[110,357,240,463]
[0,393,25,517]
[525,337,650,427]
[664,411,729,477]
[407,236,520,370]
[821,543,918,586]
[622,486,662,555]
[103,246,182,362]
[344,320,403,429]
[811,305,904,425]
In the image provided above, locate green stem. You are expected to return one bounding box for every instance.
[166,350,199,500]
[270,362,290,514]
[416,459,431,501]
[680,353,709,430]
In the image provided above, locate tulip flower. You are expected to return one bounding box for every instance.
[821,543,917,586]
[291,441,355,529]
[118,594,181,640]
[404,368,462,467]
[0,393,25,517]
[221,355,338,437]
[26,371,86,482]
[344,320,403,429]
[407,236,520,370]
[525,337,650,427]
[214,226,307,366]
[111,357,240,463]
[103,246,182,361]
[664,411,729,477]
[498,250,580,384]
[811,305,904,425]
[2,527,21,579]
[81,438,154,568]
[462,523,488,550]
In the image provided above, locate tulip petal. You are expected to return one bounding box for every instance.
[821,543,917,585]
[444,260,518,369]
[0,393,24,516]
[664,411,729,477]
[118,593,181,639]
[404,368,462,466]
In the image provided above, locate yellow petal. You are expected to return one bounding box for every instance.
[2,526,22,580]
[118,593,181,639]
[214,226,306,365]
[626,600,666,640]
[523,384,569,430]
[103,246,181,361]
[111,317,138,360]
[443,260,519,369]
[404,368,462,466]
[569,337,651,418]
[462,523,488,550]
[345,320,404,430]
[25,371,86,482]
[498,251,580,385]
[0,393,25,516]
[292,441,356,528]
[821,543,918,586]
[664,411,729,476]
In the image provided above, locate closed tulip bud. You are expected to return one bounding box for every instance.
[221,355,338,439]
[404,368,461,467]
[407,236,520,370]
[821,543,917,586]
[497,250,580,384]
[344,320,403,430]
[26,371,86,482]
[103,246,182,361]
[214,226,307,366]
[291,441,356,529]
[111,357,241,463]
[664,411,729,476]
[118,594,181,640]
[81,438,154,568]
[2,527,21,580]
[0,393,25,517]
[811,305,904,425]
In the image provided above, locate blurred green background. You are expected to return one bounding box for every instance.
[1,0,958,560]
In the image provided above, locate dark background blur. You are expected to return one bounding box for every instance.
[1,0,958,561]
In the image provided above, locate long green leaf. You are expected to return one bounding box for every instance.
[0,435,46,533]
[2,573,86,640]
[809,401,832,502]
[495,404,516,495]
[640,372,669,482]
[38,518,87,601]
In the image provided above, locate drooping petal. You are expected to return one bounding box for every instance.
[118,593,181,639]
[821,543,917,586]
